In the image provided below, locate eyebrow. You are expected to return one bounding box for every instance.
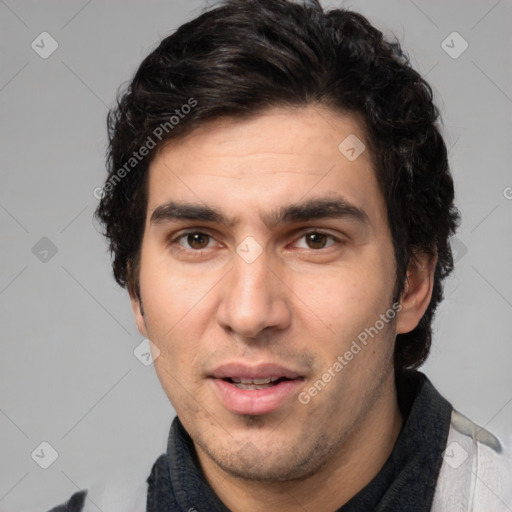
[150,197,370,229]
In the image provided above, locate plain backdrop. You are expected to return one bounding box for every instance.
[1,0,511,510]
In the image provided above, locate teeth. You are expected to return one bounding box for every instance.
[232,382,275,390]
[226,377,283,389]
[231,377,278,384]
[252,378,274,385]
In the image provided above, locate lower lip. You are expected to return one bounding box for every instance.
[210,378,304,415]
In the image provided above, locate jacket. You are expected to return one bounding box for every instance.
[432,409,512,511]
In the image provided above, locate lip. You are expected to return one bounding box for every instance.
[210,362,303,380]
[209,362,305,415]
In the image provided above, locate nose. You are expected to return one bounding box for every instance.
[216,249,291,340]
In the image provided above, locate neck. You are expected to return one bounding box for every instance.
[196,372,403,512]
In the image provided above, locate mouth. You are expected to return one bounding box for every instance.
[222,376,294,390]
[209,363,305,415]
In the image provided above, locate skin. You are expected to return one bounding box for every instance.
[130,105,436,511]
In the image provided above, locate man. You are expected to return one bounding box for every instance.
[50,0,511,510]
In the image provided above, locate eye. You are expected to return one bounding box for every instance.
[175,231,216,250]
[171,229,340,253]
[294,231,338,250]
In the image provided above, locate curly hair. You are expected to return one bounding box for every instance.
[95,0,460,374]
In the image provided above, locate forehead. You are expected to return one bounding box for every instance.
[145,105,385,230]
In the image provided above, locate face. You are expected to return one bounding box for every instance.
[132,106,408,482]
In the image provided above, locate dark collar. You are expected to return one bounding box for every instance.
[146,370,453,511]
[337,370,453,511]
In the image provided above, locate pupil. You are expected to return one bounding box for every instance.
[189,233,208,249]
[308,233,326,249]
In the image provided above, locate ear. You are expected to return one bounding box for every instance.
[396,252,437,334]
[127,261,148,337]
[130,290,148,338]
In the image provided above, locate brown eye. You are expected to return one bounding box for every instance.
[187,232,210,249]
[176,232,213,250]
[305,232,329,249]
[296,231,338,250]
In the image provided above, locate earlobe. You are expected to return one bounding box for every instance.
[396,252,437,335]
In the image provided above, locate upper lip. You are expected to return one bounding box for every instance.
[210,362,303,380]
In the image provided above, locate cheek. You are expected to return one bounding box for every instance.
[295,261,393,336]
[140,242,198,323]
[138,258,208,367]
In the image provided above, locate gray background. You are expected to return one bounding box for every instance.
[1,0,511,510]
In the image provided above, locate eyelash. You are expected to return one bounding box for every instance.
[170,229,340,254]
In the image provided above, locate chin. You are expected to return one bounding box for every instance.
[198,430,332,483]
